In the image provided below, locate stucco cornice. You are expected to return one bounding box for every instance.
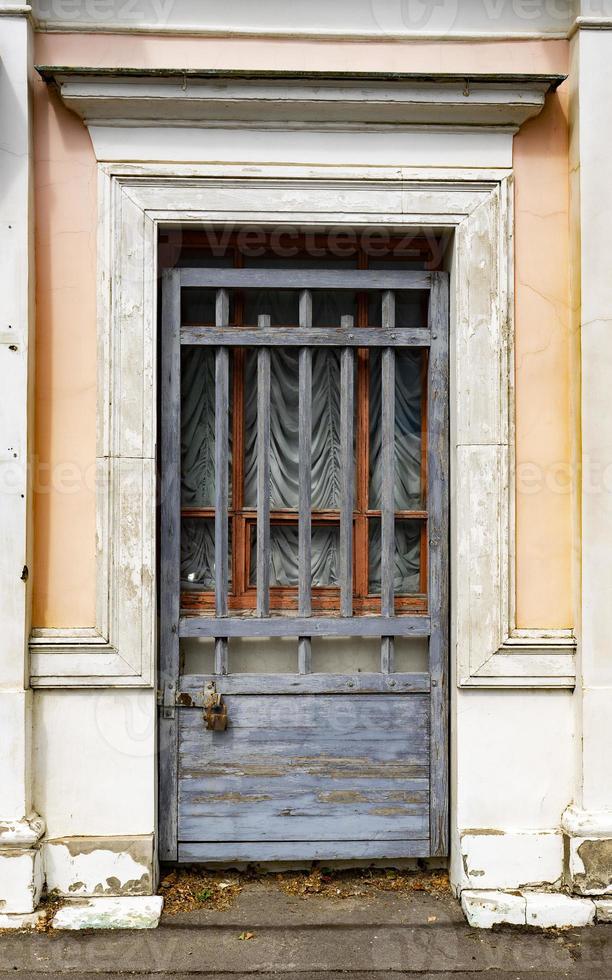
[37,68,564,132]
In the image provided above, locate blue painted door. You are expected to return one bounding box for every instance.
[158,258,449,863]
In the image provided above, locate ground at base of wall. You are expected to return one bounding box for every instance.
[1,870,611,937]
[1,883,612,978]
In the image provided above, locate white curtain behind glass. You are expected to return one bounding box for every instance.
[180,290,422,595]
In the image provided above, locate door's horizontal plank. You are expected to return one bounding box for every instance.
[178,785,429,816]
[181,327,430,348]
[179,792,428,827]
[179,692,429,733]
[181,744,429,780]
[178,812,429,842]
[180,756,429,781]
[180,268,431,290]
[178,839,431,862]
[179,775,429,798]
[179,615,431,638]
[179,672,430,698]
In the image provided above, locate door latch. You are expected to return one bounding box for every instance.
[204,681,228,731]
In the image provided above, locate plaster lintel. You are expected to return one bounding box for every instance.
[36,68,564,132]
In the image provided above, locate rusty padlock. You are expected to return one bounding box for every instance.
[204,684,228,731]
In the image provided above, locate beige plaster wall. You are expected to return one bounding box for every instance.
[32,33,572,630]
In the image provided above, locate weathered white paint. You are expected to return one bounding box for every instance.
[51,896,163,930]
[460,832,563,891]
[47,70,555,130]
[44,836,154,897]
[32,691,155,838]
[89,125,515,170]
[463,890,598,930]
[562,18,612,898]
[0,8,45,917]
[461,890,526,929]
[455,692,575,829]
[524,893,596,929]
[0,847,43,914]
[0,910,46,930]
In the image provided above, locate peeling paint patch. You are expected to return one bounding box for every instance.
[51,896,163,931]
[574,839,612,894]
[44,836,154,898]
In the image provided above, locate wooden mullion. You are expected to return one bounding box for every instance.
[339,338,355,618]
[380,291,396,673]
[214,289,230,676]
[298,289,313,673]
[256,315,271,617]
[355,249,370,600]
[232,245,246,601]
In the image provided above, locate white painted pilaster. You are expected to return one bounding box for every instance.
[0,8,44,912]
[565,17,612,894]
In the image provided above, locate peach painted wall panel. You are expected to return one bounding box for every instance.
[513,86,572,629]
[32,34,572,629]
[33,72,97,627]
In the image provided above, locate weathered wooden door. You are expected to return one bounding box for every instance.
[159,257,449,863]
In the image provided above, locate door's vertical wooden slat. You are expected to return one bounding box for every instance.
[298,290,313,673]
[257,314,271,618]
[340,326,355,618]
[355,258,370,602]
[232,269,246,601]
[214,289,230,674]
[159,269,181,861]
[380,291,396,673]
[428,271,450,856]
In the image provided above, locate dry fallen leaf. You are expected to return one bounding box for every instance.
[238,931,255,941]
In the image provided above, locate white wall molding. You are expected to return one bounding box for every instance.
[0,5,32,16]
[29,172,156,687]
[570,17,612,38]
[563,805,612,839]
[38,69,562,133]
[28,0,575,40]
[461,629,577,688]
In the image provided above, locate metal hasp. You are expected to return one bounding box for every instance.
[203,681,228,731]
